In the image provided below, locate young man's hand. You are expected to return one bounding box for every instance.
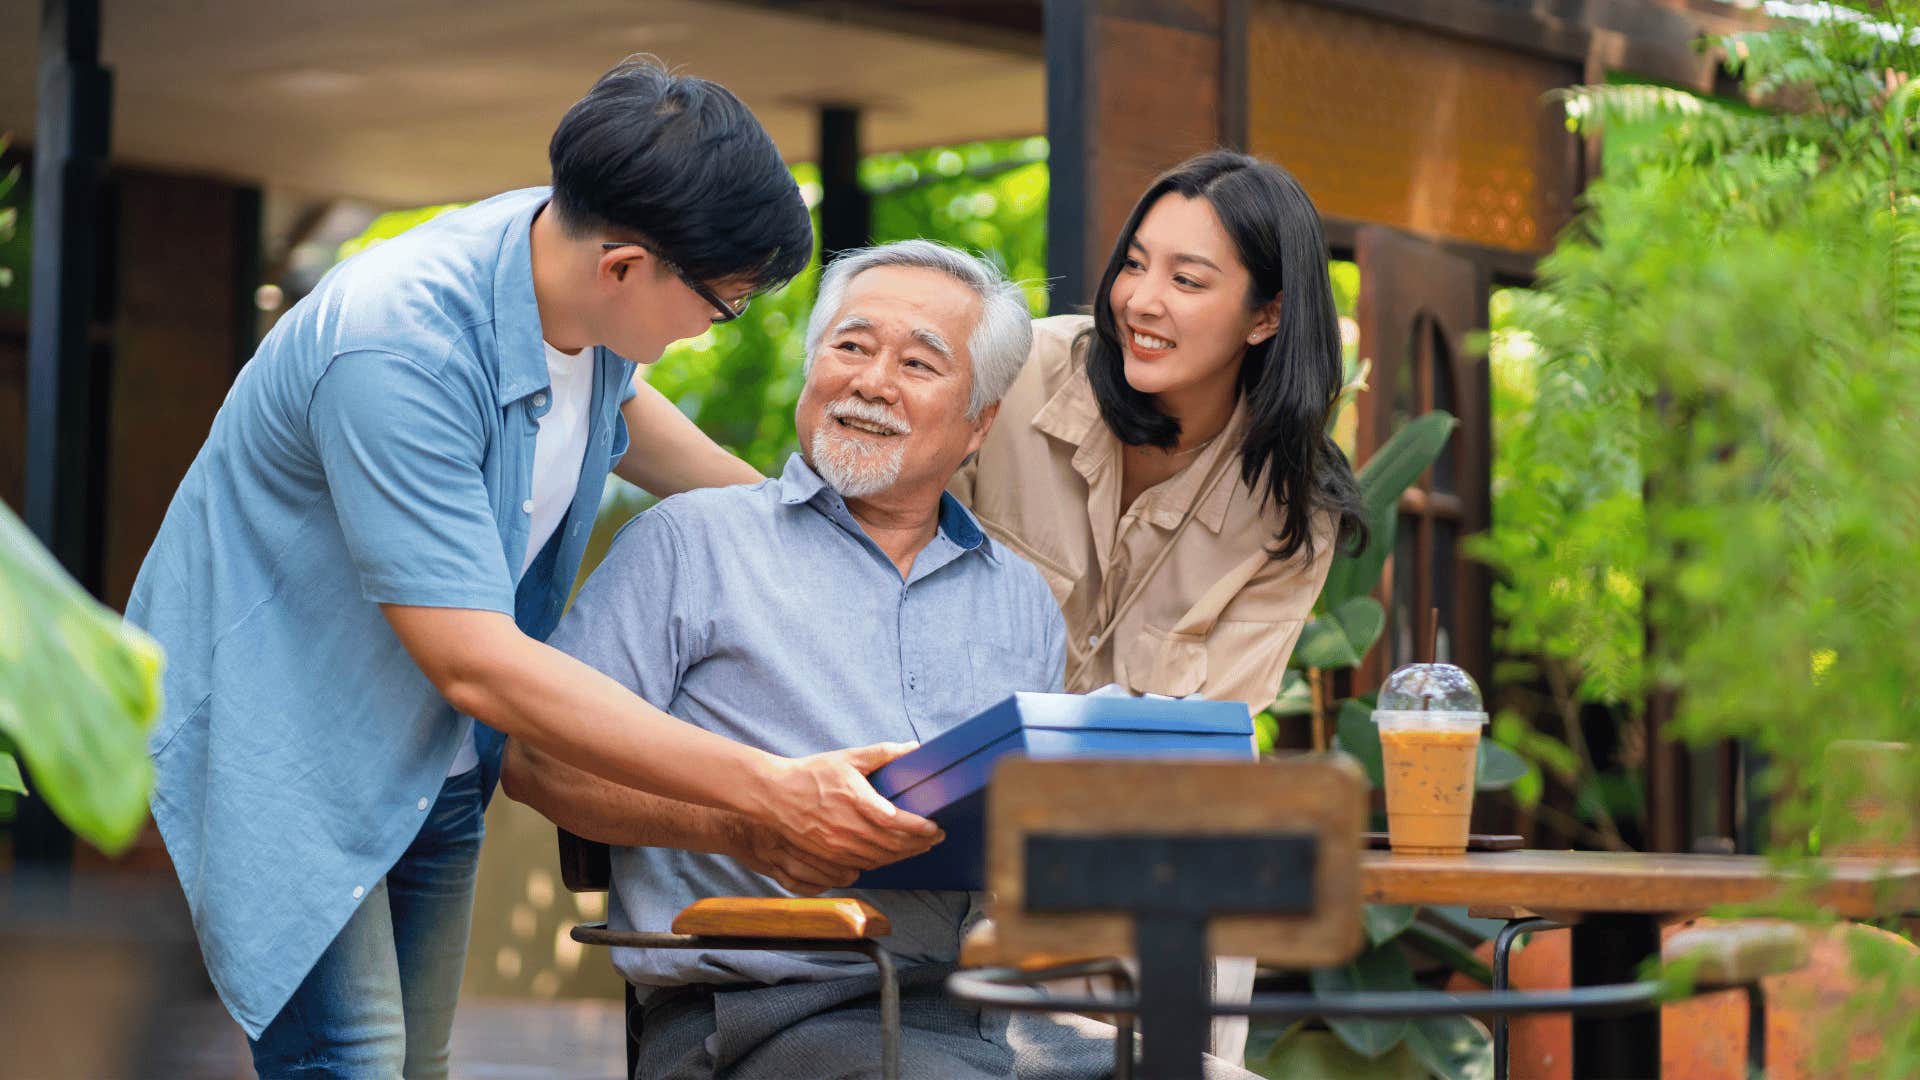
[754,742,943,869]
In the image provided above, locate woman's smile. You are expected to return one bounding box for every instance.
[1126,325,1177,360]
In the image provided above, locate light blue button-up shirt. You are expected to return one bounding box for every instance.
[546,454,1067,992]
[126,188,638,1037]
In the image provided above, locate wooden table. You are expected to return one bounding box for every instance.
[1359,850,1920,1078]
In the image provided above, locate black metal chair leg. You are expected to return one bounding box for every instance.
[1746,982,1767,1078]
[1492,917,1563,1080]
[624,980,640,1080]
[859,942,901,1080]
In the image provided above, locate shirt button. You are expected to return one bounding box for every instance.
[533,393,548,408]
[1088,634,1100,647]
[417,797,430,811]
[352,885,365,900]
[521,499,535,514]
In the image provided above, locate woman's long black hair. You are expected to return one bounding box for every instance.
[1082,150,1366,563]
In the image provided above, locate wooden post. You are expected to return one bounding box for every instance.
[19,0,111,872]
[25,0,111,589]
[817,105,869,264]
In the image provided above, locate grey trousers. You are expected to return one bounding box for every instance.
[631,965,1261,1080]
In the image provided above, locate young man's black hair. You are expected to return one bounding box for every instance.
[548,56,814,295]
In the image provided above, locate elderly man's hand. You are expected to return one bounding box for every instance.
[733,828,861,896]
[757,742,943,869]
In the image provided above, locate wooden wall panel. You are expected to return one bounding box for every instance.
[1087,14,1224,278]
[104,170,254,610]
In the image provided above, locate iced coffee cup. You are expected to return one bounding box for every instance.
[1374,664,1487,856]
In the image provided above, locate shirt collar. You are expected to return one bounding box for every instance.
[1030,360,1104,448]
[776,453,1000,563]
[1031,356,1248,535]
[491,190,555,407]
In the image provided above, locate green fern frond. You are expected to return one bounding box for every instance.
[1888,209,1920,339]
[1557,82,1727,135]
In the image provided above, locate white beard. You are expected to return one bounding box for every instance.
[809,424,905,498]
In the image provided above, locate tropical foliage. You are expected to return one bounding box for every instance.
[0,501,163,855]
[1471,3,1920,1068]
[1476,0,1920,846]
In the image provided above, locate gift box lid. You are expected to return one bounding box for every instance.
[868,692,1254,803]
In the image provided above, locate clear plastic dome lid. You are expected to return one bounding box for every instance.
[1377,663,1485,715]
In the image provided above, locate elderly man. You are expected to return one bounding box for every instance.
[504,241,1260,1079]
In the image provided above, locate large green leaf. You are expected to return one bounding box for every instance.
[1320,411,1458,608]
[1290,596,1387,671]
[1363,904,1416,945]
[1475,740,1529,791]
[1269,669,1313,717]
[0,503,161,854]
[1403,1016,1494,1080]
[0,749,23,795]
[1311,943,1417,1059]
[1291,619,1357,671]
[1400,921,1493,986]
[1333,698,1384,788]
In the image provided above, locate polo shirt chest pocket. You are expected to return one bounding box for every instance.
[966,640,1054,712]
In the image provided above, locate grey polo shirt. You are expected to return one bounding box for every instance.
[547,452,1068,990]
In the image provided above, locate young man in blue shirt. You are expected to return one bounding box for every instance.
[127,58,937,1076]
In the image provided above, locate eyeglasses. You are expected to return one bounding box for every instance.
[601,241,750,323]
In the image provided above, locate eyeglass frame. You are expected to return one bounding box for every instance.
[600,240,750,323]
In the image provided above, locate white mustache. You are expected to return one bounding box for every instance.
[824,398,912,435]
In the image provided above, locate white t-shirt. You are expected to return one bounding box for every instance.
[447,340,597,776]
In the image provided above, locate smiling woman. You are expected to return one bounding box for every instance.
[947,153,1365,1064]
[952,150,1363,712]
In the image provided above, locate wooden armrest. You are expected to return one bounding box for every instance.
[670,897,891,940]
[1665,921,1809,987]
[959,921,1110,971]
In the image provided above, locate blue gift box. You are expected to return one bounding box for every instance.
[854,692,1255,891]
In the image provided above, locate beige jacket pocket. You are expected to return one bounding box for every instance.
[1122,623,1208,698]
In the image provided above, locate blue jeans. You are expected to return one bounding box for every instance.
[249,766,485,1078]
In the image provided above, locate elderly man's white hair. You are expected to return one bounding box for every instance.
[804,240,1035,419]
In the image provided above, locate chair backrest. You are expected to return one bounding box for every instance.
[557,827,612,893]
[982,756,1368,970]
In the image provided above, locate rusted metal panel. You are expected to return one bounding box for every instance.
[1249,0,1579,255]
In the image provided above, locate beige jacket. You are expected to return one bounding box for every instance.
[950,315,1335,714]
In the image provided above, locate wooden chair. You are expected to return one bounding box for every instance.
[556,828,903,1080]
